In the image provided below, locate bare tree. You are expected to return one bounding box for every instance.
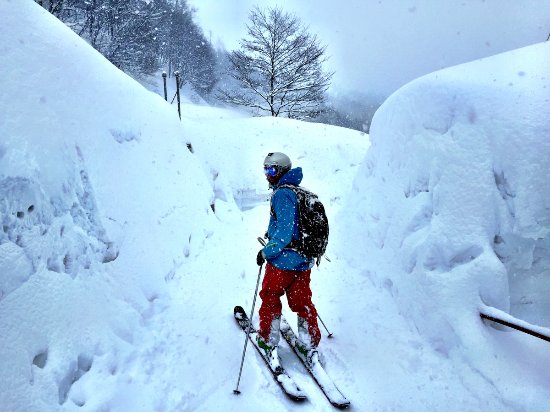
[218,7,333,119]
[36,0,219,95]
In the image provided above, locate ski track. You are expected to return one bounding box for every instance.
[123,199,364,411]
[122,199,514,411]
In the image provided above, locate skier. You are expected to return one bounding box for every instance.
[256,152,321,363]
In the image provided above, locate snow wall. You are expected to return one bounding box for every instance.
[0,2,216,409]
[345,41,550,354]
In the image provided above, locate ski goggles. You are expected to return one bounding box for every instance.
[264,165,279,177]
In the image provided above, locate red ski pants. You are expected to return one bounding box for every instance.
[258,263,321,348]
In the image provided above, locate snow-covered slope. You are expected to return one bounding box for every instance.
[0,1,216,410]
[1,1,549,411]
[341,41,550,410]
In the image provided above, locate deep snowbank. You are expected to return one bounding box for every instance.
[0,2,216,409]
[342,41,550,408]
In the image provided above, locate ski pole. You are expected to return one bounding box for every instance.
[317,313,334,338]
[233,263,264,395]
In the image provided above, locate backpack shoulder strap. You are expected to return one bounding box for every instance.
[278,184,309,197]
[273,184,302,202]
[276,184,297,192]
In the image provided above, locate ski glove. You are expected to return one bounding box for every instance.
[257,250,266,266]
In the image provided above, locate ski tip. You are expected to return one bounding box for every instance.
[234,306,247,321]
[331,400,351,409]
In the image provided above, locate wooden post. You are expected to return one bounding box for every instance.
[175,71,181,120]
[162,72,167,101]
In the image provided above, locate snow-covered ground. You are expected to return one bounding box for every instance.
[341,40,550,411]
[1,2,549,411]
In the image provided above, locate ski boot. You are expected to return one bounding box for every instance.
[257,335,282,372]
[295,340,324,367]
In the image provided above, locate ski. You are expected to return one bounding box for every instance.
[280,315,351,409]
[233,306,307,402]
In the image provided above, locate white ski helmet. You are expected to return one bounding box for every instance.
[263,152,292,175]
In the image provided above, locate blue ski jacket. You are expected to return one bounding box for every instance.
[262,167,315,271]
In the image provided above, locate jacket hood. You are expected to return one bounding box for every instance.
[274,167,303,188]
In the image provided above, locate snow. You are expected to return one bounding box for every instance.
[1,1,549,411]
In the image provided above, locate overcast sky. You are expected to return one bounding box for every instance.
[187,0,550,99]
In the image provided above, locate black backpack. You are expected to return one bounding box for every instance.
[274,184,329,260]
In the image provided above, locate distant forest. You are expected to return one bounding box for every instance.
[36,0,376,131]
